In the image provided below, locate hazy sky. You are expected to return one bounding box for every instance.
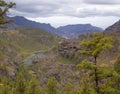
[6,0,120,29]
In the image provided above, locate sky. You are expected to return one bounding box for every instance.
[6,0,120,29]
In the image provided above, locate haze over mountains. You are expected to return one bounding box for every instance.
[9,16,103,38]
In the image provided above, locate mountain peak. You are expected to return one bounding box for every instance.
[12,16,26,19]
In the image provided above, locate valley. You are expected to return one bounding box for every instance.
[0,19,120,94]
[0,0,120,93]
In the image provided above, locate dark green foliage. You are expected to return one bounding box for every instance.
[0,65,43,94]
[79,33,113,57]
[115,54,120,74]
[15,72,27,94]
[26,77,43,94]
[0,0,15,27]
[0,77,13,94]
[78,33,114,94]
[46,77,59,94]
[114,54,120,93]
[63,82,74,94]
[77,60,96,69]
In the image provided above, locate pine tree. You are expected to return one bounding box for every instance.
[46,77,59,94]
[78,33,114,94]
[15,72,27,94]
[26,77,43,94]
[63,82,74,94]
[77,60,97,94]
[0,77,13,94]
[0,0,15,28]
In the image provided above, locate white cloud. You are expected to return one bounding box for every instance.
[84,0,120,4]
[75,5,120,17]
[6,0,120,28]
[27,16,119,29]
[6,0,120,18]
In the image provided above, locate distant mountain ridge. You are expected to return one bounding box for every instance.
[9,16,103,38]
[105,20,120,32]
[57,24,103,38]
[10,16,57,35]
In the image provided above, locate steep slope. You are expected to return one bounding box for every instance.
[105,20,120,32]
[0,26,62,78]
[57,24,103,38]
[16,26,61,51]
[0,26,61,64]
[104,19,120,42]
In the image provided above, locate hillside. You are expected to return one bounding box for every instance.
[0,20,120,94]
[105,20,120,32]
[104,19,120,43]
[0,27,61,76]
[21,20,120,91]
[16,26,61,51]
[1,0,120,93]
[56,20,120,64]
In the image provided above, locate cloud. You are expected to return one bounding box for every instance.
[83,0,120,5]
[75,5,120,17]
[5,0,120,29]
[6,0,120,18]
[28,16,119,29]
[7,0,62,17]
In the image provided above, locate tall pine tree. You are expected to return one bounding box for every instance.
[78,33,114,94]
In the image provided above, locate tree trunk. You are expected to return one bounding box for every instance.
[94,56,99,94]
[117,79,120,89]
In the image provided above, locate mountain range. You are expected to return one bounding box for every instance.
[57,24,102,38]
[9,16,103,38]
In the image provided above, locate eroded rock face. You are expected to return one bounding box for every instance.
[58,40,79,59]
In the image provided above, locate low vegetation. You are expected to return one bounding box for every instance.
[0,0,120,94]
[0,32,120,94]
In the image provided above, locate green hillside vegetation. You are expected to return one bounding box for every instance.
[0,0,120,94]
[0,27,60,59]
[30,32,120,93]
[0,32,120,94]
[57,32,119,65]
[0,26,62,83]
[16,26,60,51]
